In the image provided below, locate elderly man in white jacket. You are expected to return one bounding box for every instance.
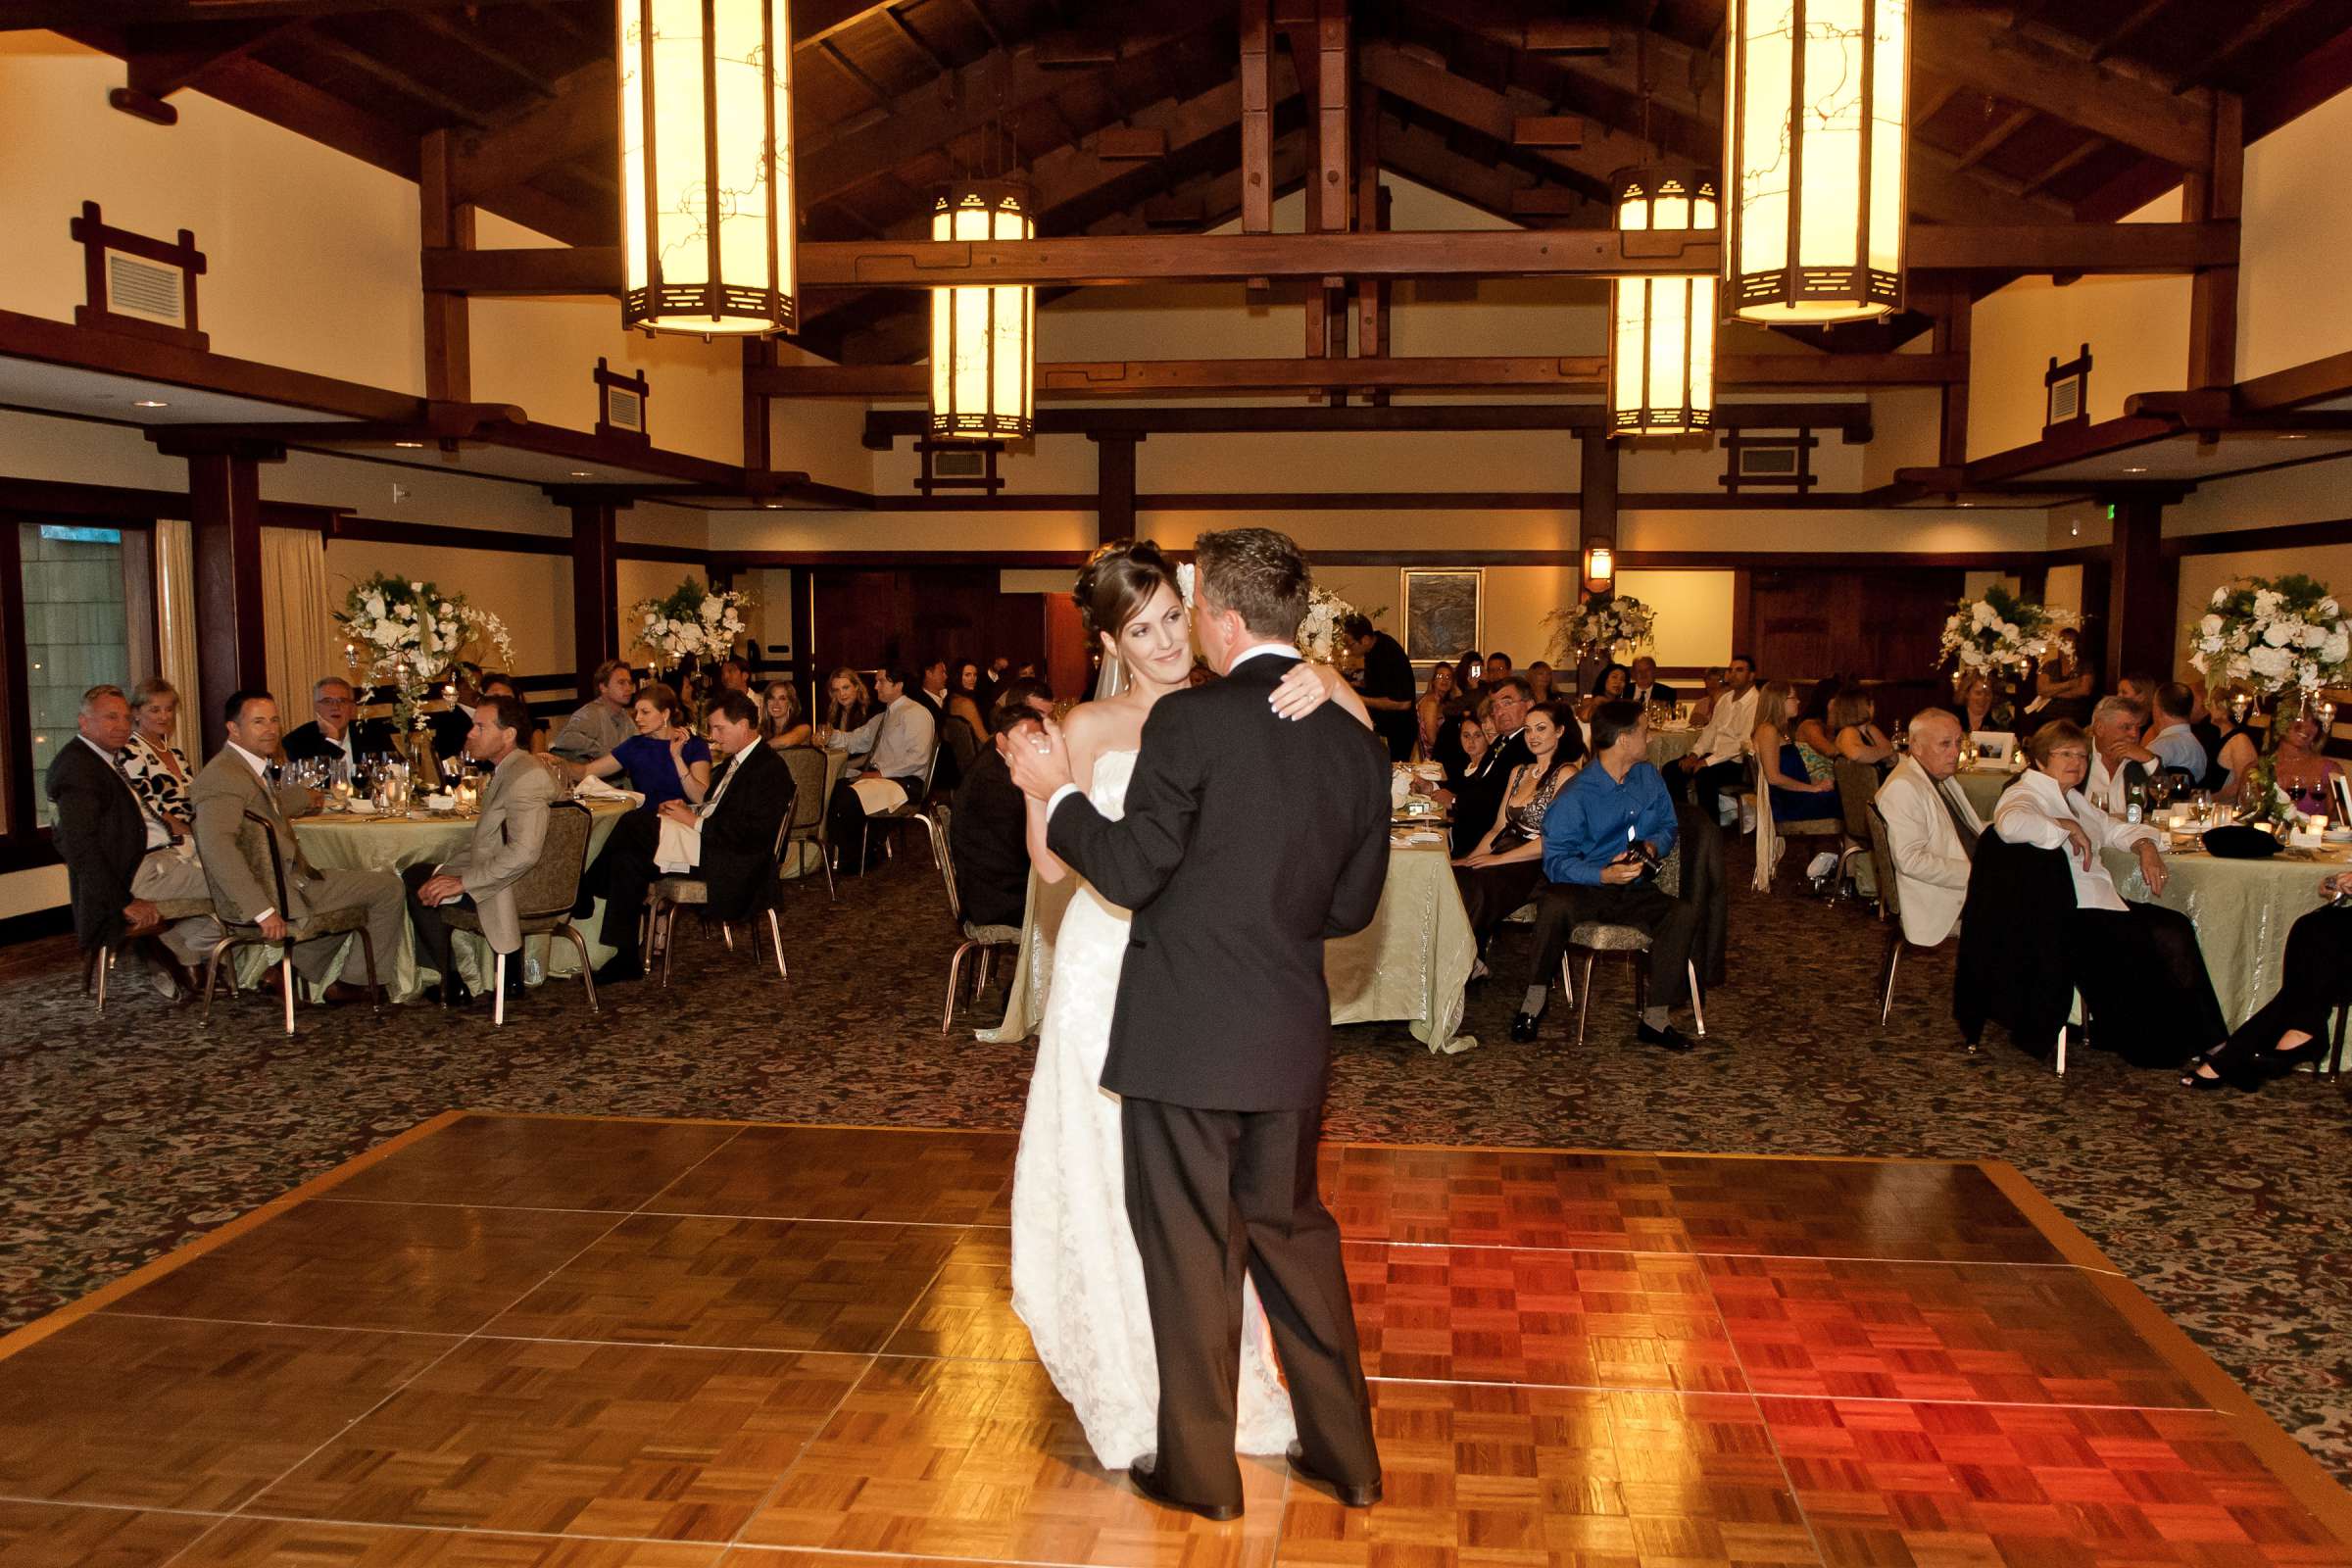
[1873,708,1984,949]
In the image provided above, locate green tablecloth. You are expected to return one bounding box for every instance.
[280,799,632,1001]
[976,835,1479,1054]
[1647,727,1700,771]
[1955,765,2017,820]
[2102,841,2349,1030]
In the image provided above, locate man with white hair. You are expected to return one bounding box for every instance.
[2085,694,2157,815]
[1873,708,1984,951]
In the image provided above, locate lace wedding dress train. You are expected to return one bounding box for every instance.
[1007,748,1298,1469]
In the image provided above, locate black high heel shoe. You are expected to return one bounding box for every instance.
[2253,1038,2328,1081]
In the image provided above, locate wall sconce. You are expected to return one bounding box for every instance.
[1584,540,1616,594]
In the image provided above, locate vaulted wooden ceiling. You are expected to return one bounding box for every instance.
[24,0,2352,366]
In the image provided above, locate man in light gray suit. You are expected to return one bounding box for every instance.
[405,693,560,1007]
[188,689,408,1005]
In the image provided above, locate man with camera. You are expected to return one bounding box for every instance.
[1514,700,1701,1051]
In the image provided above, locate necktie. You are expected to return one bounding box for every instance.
[1936,779,1983,858]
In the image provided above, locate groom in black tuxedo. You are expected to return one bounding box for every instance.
[1007,527,1393,1520]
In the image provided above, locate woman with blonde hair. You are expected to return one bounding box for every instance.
[1828,686,1894,767]
[1753,680,1836,819]
[760,679,811,748]
[122,676,195,835]
[820,667,872,737]
[1956,671,1998,737]
[1416,662,1458,760]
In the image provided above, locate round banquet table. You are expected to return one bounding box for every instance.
[1646,726,1700,772]
[2103,838,2351,1031]
[975,825,1479,1054]
[281,798,634,1001]
[1955,765,2018,821]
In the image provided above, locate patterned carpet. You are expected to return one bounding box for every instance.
[4,835,2350,1486]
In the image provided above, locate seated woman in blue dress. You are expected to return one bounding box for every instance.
[1751,679,1838,821]
[563,681,710,812]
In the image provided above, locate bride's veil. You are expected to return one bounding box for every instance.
[1092,653,1126,702]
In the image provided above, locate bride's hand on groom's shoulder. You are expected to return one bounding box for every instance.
[1001,716,1075,802]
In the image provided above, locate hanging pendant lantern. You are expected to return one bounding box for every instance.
[929,182,1035,440]
[617,0,796,336]
[1724,0,1909,324]
[1610,166,1717,437]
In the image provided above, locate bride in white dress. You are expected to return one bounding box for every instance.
[1007,540,1372,1471]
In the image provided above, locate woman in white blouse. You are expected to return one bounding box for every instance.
[1993,719,2229,1069]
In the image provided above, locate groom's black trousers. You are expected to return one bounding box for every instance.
[1121,1097,1379,1508]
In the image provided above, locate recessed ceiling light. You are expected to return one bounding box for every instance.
[2123,466,2148,473]
[394,440,424,449]
[2278,433,2310,441]
[1957,502,1974,508]
[568,469,596,478]
[763,502,784,509]
[131,398,169,409]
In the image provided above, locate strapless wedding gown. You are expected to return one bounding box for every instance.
[1007,748,1298,1468]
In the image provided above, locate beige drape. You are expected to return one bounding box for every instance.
[260,525,338,717]
[153,518,200,721]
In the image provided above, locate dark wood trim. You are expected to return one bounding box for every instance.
[2108,496,2178,683]
[0,474,179,521]
[700,546,2112,573]
[419,128,471,404]
[186,450,270,756]
[2166,515,2352,559]
[328,514,569,555]
[122,531,158,693]
[614,540,711,565]
[863,404,1876,441]
[1730,568,1754,662]
[565,494,620,701]
[2234,347,2352,414]
[593,356,652,446]
[0,903,71,948]
[70,200,209,353]
[1093,432,1141,546]
[0,517,29,845]
[0,306,421,423]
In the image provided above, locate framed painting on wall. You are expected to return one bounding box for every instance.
[1401,568,1482,664]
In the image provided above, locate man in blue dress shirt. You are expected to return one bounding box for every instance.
[1513,700,1701,1052]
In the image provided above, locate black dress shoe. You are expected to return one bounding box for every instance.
[1509,1010,1539,1043]
[593,957,644,987]
[1636,1020,1695,1052]
[1127,1456,1243,1522]
[1286,1443,1381,1508]
[425,980,473,1008]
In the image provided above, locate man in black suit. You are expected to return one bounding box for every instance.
[282,676,394,769]
[45,684,219,999]
[1628,656,1679,710]
[1007,527,1390,1522]
[1446,675,1535,858]
[592,691,794,984]
[1344,613,1420,762]
[948,681,1054,931]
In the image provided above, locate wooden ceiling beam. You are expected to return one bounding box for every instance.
[1360,40,1639,194]
[752,353,1962,398]
[862,403,1877,438]
[449,58,612,206]
[122,19,302,99]
[797,15,1218,206]
[1911,5,2213,171]
[302,24,500,128]
[423,220,2237,295]
[0,0,541,21]
[1953,106,2037,172]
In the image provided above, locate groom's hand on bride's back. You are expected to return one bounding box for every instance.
[1000,715,1076,802]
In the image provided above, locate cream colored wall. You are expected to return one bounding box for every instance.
[266,449,565,531]
[0,408,186,490]
[2165,457,2352,534]
[1966,192,2189,461]
[731,508,1098,552]
[1615,569,1736,669]
[0,31,424,395]
[2238,85,2352,382]
[322,538,572,675]
[0,864,70,922]
[2044,564,2085,616]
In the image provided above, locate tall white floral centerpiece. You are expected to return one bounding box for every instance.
[337,572,517,734]
[1936,584,2071,680]
[628,577,754,677]
[1544,594,1657,664]
[2188,575,2351,826]
[1297,585,1365,664]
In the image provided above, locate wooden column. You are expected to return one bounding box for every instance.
[1930,279,1973,466]
[420,127,474,403]
[186,447,272,755]
[2105,496,2179,683]
[559,488,623,697]
[1579,432,1618,598]
[1091,432,1142,546]
[1240,0,1273,236]
[742,337,774,476]
[2185,91,2243,390]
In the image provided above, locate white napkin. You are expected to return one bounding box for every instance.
[344,799,378,816]
[575,776,645,807]
[655,817,701,874]
[1390,827,1445,845]
[852,776,908,814]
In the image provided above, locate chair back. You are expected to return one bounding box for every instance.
[1655,838,1683,899]
[205,808,292,927]
[512,801,593,922]
[1865,802,1904,924]
[920,805,962,925]
[1833,760,1879,838]
[944,715,981,776]
[915,740,943,798]
[776,745,829,836]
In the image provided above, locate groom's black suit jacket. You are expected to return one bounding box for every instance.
[1047,652,1394,1112]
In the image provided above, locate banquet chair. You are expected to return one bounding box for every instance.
[919,805,1023,1034]
[1832,760,1882,905]
[1556,840,1707,1050]
[645,811,791,987]
[1865,803,1948,1027]
[1753,774,1846,895]
[86,897,220,1014]
[866,741,943,867]
[775,743,836,900]
[198,809,379,1037]
[434,801,597,1028]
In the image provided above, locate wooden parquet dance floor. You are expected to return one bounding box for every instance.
[3,1113,2348,1568]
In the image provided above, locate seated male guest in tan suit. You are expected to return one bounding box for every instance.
[46,684,220,999]
[1872,707,1984,949]
[189,688,408,1005]
[405,693,559,1007]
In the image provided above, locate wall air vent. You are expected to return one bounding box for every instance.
[70,201,208,350]
[595,357,652,444]
[606,387,645,434]
[105,252,186,326]
[2044,344,2091,434]
[931,448,987,479]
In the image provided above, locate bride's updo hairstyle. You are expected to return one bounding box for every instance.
[1074,538,1180,643]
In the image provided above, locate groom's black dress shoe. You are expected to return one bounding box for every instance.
[1509,1010,1540,1043]
[1127,1457,1243,1522]
[1637,1020,1695,1053]
[1286,1444,1382,1508]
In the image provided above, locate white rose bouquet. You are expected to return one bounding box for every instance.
[2188,574,2350,700]
[629,576,753,671]
[1936,585,2071,678]
[1544,594,1657,662]
[1297,585,1364,664]
[336,572,516,731]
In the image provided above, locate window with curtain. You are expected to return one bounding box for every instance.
[21,523,133,830]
